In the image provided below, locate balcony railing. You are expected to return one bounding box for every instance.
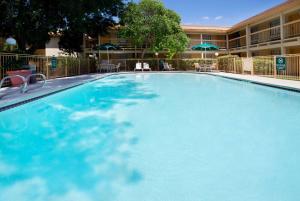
[188,39,227,49]
[284,19,300,39]
[250,26,281,45]
[203,40,227,49]
[189,39,202,47]
[99,38,132,48]
[229,36,246,49]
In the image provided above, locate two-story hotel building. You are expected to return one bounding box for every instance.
[83,0,300,59]
[1,0,299,58]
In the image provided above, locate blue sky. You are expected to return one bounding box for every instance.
[133,0,286,26]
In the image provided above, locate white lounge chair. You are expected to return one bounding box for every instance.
[211,63,217,71]
[143,63,151,71]
[134,62,142,71]
[194,63,201,72]
[111,63,121,72]
[205,64,213,72]
[163,63,174,71]
[99,64,114,72]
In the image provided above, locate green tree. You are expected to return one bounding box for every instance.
[0,0,65,53]
[0,0,124,54]
[119,0,189,59]
[59,0,124,54]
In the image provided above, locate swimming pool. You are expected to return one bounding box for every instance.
[1,73,300,201]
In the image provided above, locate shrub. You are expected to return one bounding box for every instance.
[253,56,274,75]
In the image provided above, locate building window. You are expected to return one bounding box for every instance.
[270,19,280,27]
[270,19,281,41]
[202,35,212,40]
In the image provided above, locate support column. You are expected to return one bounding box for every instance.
[273,56,277,78]
[82,34,87,58]
[46,57,49,79]
[226,34,229,54]
[200,34,203,44]
[280,13,285,55]
[282,47,287,55]
[98,35,101,45]
[65,58,68,77]
[98,35,101,61]
[201,34,204,58]
[246,25,251,58]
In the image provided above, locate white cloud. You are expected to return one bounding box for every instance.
[215,16,223,20]
[183,22,196,25]
[202,16,210,20]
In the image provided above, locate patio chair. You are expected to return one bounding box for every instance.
[99,64,109,72]
[205,64,213,72]
[101,60,109,64]
[211,63,217,71]
[194,63,200,71]
[134,62,142,71]
[163,62,175,71]
[143,63,151,71]
[111,63,121,72]
[200,64,207,72]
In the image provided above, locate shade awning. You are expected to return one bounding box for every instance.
[94,43,120,50]
[192,43,219,51]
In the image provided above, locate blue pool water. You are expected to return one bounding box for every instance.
[1,73,300,201]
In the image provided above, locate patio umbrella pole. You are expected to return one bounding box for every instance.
[192,43,219,65]
[205,48,207,64]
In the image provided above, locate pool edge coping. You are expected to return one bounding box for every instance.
[0,73,117,112]
[207,72,300,93]
[1,71,300,112]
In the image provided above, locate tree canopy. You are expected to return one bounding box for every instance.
[0,0,124,54]
[119,0,189,59]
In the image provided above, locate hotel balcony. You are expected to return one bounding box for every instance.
[203,40,227,50]
[250,26,281,46]
[188,39,227,50]
[248,18,300,48]
[284,19,300,39]
[228,36,246,50]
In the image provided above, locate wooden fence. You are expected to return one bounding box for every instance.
[217,54,300,81]
[107,58,217,71]
[2,52,300,81]
[0,53,218,80]
[0,53,97,80]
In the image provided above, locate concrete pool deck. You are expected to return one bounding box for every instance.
[1,71,300,111]
[0,74,107,111]
[209,72,300,92]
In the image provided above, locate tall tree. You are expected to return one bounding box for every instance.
[0,0,64,53]
[0,0,124,54]
[119,0,189,59]
[59,0,124,54]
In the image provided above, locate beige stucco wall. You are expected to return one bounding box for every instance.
[45,37,64,57]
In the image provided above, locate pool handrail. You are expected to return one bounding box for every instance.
[0,73,47,98]
[0,75,27,94]
[24,73,47,93]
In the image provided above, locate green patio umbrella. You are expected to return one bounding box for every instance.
[192,43,219,61]
[94,43,120,63]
